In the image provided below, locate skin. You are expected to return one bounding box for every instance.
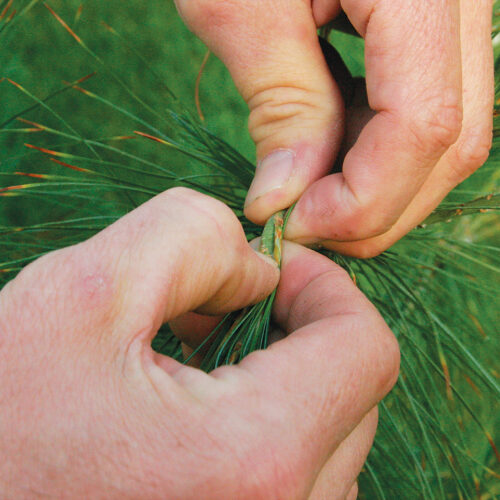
[175,0,494,257]
[0,188,399,499]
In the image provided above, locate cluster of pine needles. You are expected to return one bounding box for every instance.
[1,1,499,498]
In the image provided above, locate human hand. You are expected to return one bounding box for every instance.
[171,239,400,499]
[0,188,399,499]
[175,0,493,257]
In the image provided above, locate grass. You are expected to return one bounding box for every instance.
[1,1,499,498]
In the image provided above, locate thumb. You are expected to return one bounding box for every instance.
[176,0,344,224]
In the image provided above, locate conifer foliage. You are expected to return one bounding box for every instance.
[1,1,499,497]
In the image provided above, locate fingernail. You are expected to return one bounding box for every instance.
[245,149,295,208]
[252,247,279,268]
[250,238,279,267]
[249,238,261,251]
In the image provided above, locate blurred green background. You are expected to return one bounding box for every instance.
[1,0,254,230]
[0,0,364,200]
[1,0,251,153]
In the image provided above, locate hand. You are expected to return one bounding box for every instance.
[0,188,399,499]
[175,0,494,257]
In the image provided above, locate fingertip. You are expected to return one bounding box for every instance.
[251,246,281,289]
[249,238,281,290]
[245,139,343,226]
[283,169,398,244]
[196,243,279,316]
[244,184,296,226]
[244,149,307,225]
[281,174,340,243]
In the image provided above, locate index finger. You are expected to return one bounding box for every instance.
[285,0,463,243]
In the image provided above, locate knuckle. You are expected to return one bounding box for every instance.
[407,90,463,159]
[161,186,203,202]
[248,85,331,144]
[373,322,400,394]
[449,123,493,183]
[124,188,237,246]
[348,205,396,241]
[177,0,240,33]
[165,186,230,215]
[347,241,387,260]
[162,187,239,234]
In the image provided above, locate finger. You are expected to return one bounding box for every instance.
[345,483,359,500]
[169,236,269,350]
[170,312,222,351]
[312,0,342,27]
[285,0,463,244]
[308,408,378,499]
[9,188,279,345]
[173,312,221,368]
[323,1,494,258]
[217,243,399,488]
[175,0,345,224]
